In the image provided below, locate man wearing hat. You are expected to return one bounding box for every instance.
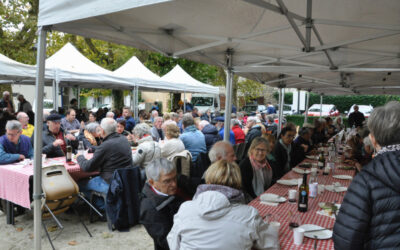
[214,116,235,145]
[41,113,78,158]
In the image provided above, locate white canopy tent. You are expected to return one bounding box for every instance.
[34,1,400,248]
[0,53,38,81]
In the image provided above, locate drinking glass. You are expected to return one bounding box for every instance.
[288,212,302,229]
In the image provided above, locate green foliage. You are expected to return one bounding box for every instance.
[272,91,293,104]
[285,115,349,127]
[238,79,265,104]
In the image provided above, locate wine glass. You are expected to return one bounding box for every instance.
[288,211,302,229]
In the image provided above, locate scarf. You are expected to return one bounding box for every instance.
[375,144,400,157]
[249,155,268,171]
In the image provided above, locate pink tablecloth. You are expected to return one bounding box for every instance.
[0,157,98,209]
[249,159,355,250]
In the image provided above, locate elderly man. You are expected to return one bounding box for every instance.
[140,158,183,250]
[292,127,314,166]
[151,117,164,141]
[245,116,262,146]
[0,91,14,113]
[150,110,159,123]
[208,141,237,163]
[0,120,33,164]
[41,113,78,158]
[61,109,80,134]
[199,120,221,151]
[106,111,115,119]
[348,105,365,128]
[16,112,34,138]
[77,118,132,209]
[122,107,135,132]
[214,117,235,145]
[180,114,206,162]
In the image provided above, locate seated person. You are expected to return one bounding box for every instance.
[167,160,279,250]
[273,127,296,178]
[0,120,33,164]
[78,122,101,152]
[61,109,81,134]
[151,117,164,142]
[292,127,314,166]
[208,141,237,164]
[116,118,131,136]
[77,118,132,210]
[16,112,34,138]
[231,119,245,144]
[160,124,185,159]
[239,137,274,200]
[312,119,327,145]
[132,123,161,170]
[41,113,78,158]
[140,158,183,250]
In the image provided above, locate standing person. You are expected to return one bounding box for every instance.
[180,114,206,162]
[167,160,279,250]
[348,105,365,128]
[69,98,78,111]
[192,108,199,118]
[0,91,15,114]
[265,116,278,137]
[333,101,400,249]
[16,112,34,138]
[77,118,132,210]
[200,109,212,122]
[0,120,33,164]
[151,117,164,142]
[61,109,81,134]
[122,107,136,132]
[17,94,32,114]
[266,102,276,114]
[140,158,183,250]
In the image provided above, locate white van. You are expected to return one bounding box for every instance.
[191,94,220,113]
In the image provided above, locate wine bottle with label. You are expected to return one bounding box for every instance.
[318,152,325,170]
[66,142,72,163]
[298,173,309,212]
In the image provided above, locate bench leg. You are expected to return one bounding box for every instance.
[6,201,14,225]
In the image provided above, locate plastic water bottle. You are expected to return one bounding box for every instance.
[78,140,85,155]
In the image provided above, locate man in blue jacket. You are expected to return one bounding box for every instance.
[0,120,33,164]
[179,114,206,162]
[122,107,136,132]
[215,116,235,145]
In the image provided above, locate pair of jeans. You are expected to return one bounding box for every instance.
[79,176,109,211]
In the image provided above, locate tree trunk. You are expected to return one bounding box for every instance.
[112,89,124,110]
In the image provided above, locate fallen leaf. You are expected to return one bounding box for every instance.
[16,227,24,232]
[102,232,113,239]
[68,240,77,246]
[47,225,58,232]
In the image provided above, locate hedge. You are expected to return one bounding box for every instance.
[285,115,349,128]
[273,92,400,113]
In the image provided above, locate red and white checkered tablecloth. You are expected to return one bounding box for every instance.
[0,156,98,209]
[249,159,356,250]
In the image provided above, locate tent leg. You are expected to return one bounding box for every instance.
[278,87,285,135]
[77,87,81,109]
[183,92,186,113]
[170,93,173,112]
[223,49,234,142]
[135,86,139,119]
[52,80,57,110]
[297,89,301,114]
[304,90,310,124]
[320,94,323,117]
[33,26,48,250]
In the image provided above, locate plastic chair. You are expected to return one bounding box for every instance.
[41,165,103,250]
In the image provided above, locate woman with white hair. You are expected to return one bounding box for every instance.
[333,101,400,249]
[78,121,102,150]
[132,123,161,171]
[333,116,344,132]
[160,124,185,158]
[167,160,279,250]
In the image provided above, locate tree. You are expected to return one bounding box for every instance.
[237,79,265,104]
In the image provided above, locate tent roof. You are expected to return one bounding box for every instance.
[0,53,38,81]
[160,65,219,94]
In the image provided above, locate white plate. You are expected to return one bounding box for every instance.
[306,155,318,160]
[325,185,348,192]
[300,224,333,239]
[292,168,311,175]
[260,193,286,203]
[333,175,353,180]
[276,179,299,186]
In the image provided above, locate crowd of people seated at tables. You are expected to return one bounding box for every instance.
[1,91,398,249]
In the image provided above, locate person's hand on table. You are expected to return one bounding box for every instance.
[65,134,76,141]
[53,139,64,147]
[18,154,25,161]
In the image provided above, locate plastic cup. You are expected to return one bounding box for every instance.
[293,227,305,245]
[269,221,281,238]
[309,183,318,198]
[288,189,297,203]
[318,184,325,194]
[42,154,46,164]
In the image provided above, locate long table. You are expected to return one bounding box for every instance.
[0,156,98,224]
[249,158,355,249]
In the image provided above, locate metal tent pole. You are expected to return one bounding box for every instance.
[77,87,81,108]
[304,90,310,124]
[223,49,234,142]
[277,87,283,135]
[170,93,173,112]
[320,94,323,117]
[183,92,186,113]
[135,86,139,119]
[52,80,57,110]
[297,89,301,114]
[33,26,48,250]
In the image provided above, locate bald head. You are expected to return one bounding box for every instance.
[208,141,237,163]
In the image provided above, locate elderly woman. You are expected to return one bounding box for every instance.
[132,123,161,171]
[333,101,400,249]
[79,122,101,147]
[151,117,164,142]
[333,116,344,132]
[168,160,278,250]
[160,124,185,158]
[239,137,275,200]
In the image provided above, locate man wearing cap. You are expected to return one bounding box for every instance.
[41,113,78,158]
[0,120,33,164]
[214,117,235,145]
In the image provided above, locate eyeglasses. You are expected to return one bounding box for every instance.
[6,132,20,137]
[254,148,268,153]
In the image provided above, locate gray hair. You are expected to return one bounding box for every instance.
[16,112,28,120]
[106,111,115,118]
[182,113,194,128]
[247,116,257,124]
[171,112,179,120]
[153,117,163,124]
[368,101,400,146]
[208,141,232,163]
[199,120,209,130]
[151,110,158,116]
[133,123,151,138]
[231,119,240,126]
[6,120,22,132]
[237,112,244,118]
[86,122,100,133]
[146,158,176,181]
[267,115,274,122]
[3,91,10,97]
[100,118,117,136]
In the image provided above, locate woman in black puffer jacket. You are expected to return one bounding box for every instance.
[333,101,400,250]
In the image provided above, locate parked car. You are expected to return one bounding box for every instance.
[241,104,266,115]
[307,104,339,117]
[32,99,54,113]
[90,103,111,112]
[346,104,373,118]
